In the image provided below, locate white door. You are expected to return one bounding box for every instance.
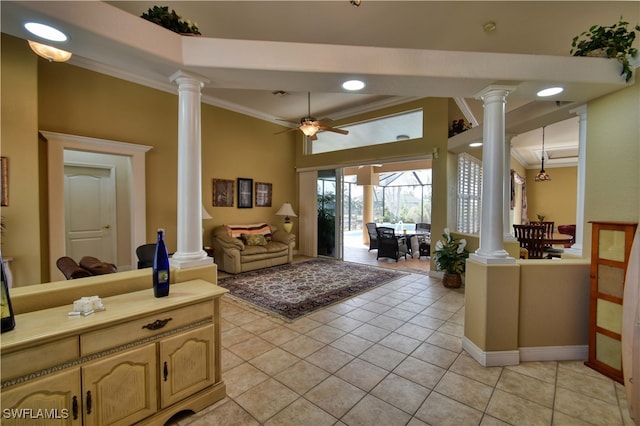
[64,165,117,264]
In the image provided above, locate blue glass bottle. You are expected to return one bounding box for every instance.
[153,229,170,298]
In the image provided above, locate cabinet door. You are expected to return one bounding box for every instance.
[1,368,82,426]
[82,344,157,426]
[587,222,637,384]
[159,325,215,408]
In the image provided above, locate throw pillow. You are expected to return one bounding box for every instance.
[242,233,268,246]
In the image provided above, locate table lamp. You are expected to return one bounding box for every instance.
[276,203,297,233]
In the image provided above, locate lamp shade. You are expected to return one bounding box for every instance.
[299,122,319,137]
[28,40,72,62]
[276,203,297,219]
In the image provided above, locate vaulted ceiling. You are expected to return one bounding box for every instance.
[3,1,638,168]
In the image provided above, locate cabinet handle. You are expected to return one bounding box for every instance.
[164,361,168,382]
[72,396,78,420]
[86,391,92,415]
[142,317,173,330]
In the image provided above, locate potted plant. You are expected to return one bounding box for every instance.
[433,228,469,288]
[141,6,201,35]
[570,18,640,82]
[448,119,472,137]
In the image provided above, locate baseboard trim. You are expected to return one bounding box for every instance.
[463,337,588,365]
[519,345,588,362]
[462,337,520,367]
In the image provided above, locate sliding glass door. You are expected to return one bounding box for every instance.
[317,169,343,259]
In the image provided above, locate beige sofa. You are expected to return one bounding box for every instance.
[211,223,296,274]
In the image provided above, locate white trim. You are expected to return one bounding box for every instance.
[462,337,520,367]
[43,131,151,280]
[454,97,480,127]
[519,345,588,362]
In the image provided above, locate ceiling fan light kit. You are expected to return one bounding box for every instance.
[274,92,349,141]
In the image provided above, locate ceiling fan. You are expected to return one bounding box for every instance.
[274,92,349,141]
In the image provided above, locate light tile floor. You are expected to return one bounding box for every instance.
[168,249,632,426]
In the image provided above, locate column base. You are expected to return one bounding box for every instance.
[170,251,213,269]
[469,252,516,264]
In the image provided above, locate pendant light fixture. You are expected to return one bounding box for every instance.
[534,126,551,182]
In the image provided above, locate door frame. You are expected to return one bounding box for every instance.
[44,131,152,280]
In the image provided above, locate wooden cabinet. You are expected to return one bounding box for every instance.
[1,280,227,425]
[159,325,215,408]
[82,344,157,426]
[586,221,638,383]
[2,369,82,426]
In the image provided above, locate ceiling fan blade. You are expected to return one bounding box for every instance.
[316,118,333,125]
[276,118,301,125]
[273,127,300,136]
[318,125,349,135]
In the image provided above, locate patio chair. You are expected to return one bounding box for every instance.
[365,222,378,251]
[415,223,431,257]
[376,226,408,261]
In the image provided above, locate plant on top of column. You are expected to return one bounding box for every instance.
[141,6,201,35]
[570,17,640,82]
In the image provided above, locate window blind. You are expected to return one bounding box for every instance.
[457,153,482,234]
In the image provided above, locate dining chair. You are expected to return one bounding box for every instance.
[537,221,563,258]
[136,243,156,269]
[513,224,546,259]
[376,226,408,261]
[365,222,379,251]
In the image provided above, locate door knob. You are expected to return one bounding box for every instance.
[102,224,110,229]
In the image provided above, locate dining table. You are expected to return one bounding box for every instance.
[542,233,574,246]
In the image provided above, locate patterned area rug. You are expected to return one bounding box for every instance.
[217,259,405,321]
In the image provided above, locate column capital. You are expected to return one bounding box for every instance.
[169,70,210,87]
[570,104,587,117]
[475,85,517,101]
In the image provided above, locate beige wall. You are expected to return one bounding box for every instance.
[525,166,577,226]
[518,260,590,348]
[2,34,298,285]
[0,35,42,285]
[584,80,640,256]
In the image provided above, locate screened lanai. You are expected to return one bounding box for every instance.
[343,168,432,233]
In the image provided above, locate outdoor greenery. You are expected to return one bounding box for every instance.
[317,192,336,255]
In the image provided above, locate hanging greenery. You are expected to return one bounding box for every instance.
[571,18,640,82]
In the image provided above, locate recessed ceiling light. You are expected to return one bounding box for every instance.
[342,80,365,91]
[25,22,68,42]
[469,142,483,147]
[537,87,564,97]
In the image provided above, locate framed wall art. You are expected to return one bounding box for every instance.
[1,157,7,207]
[255,182,272,207]
[212,178,234,207]
[237,178,253,208]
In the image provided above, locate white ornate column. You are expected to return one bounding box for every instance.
[471,86,516,263]
[169,70,211,269]
[566,105,587,256]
